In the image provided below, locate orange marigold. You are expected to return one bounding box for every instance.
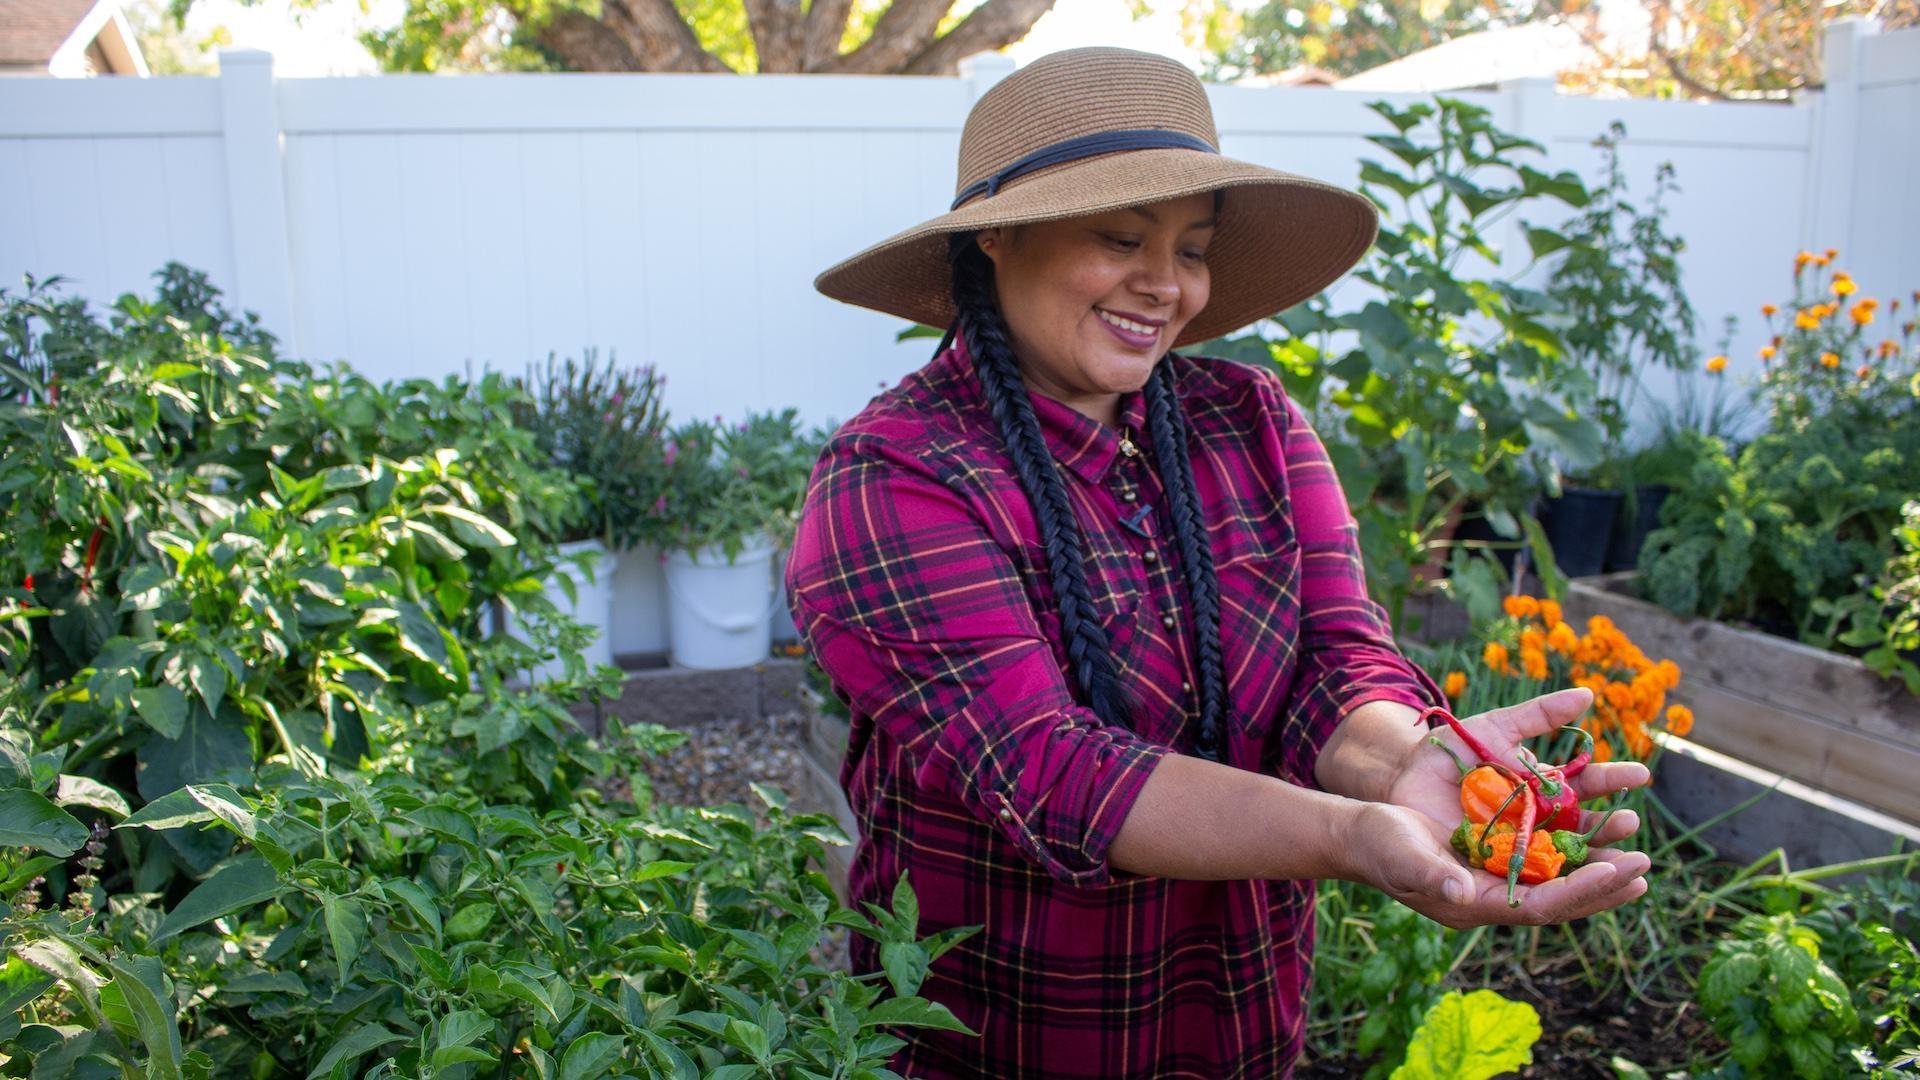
[1444,671,1467,698]
[1761,303,1778,317]
[1883,340,1902,359]
[1858,364,1874,380]
[1795,311,1820,330]
[1822,351,1842,368]
[1538,598,1563,627]
[1833,273,1856,296]
[1665,704,1694,737]
[1705,355,1728,373]
[1760,346,1777,361]
[1548,622,1579,655]
[1851,299,1877,325]
[1592,737,1614,763]
[1796,250,1814,267]
[1503,594,1541,619]
[1521,647,1549,681]
[1483,641,1511,675]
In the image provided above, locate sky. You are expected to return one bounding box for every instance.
[163,0,1210,78]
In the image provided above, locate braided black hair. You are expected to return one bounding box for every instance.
[941,209,1230,760]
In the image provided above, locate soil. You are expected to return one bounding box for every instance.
[1298,963,1723,1079]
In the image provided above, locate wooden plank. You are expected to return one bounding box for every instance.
[1565,575,1920,752]
[1667,681,1920,824]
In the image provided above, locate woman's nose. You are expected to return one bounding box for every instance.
[1130,250,1179,305]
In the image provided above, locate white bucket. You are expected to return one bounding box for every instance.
[770,544,801,645]
[665,533,780,670]
[610,542,670,655]
[508,538,614,685]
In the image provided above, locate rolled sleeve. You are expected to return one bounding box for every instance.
[1273,393,1445,789]
[786,437,1168,887]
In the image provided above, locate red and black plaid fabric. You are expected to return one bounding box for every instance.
[785,336,1443,1078]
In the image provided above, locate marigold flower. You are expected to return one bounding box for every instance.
[1796,251,1814,268]
[1539,599,1562,628]
[1814,255,1831,267]
[1759,346,1776,361]
[1832,274,1856,296]
[1482,641,1511,675]
[1882,340,1901,359]
[1502,595,1540,619]
[1624,721,1654,758]
[1592,737,1614,763]
[1587,614,1615,635]
[1821,351,1841,368]
[1857,364,1873,380]
[1522,648,1549,681]
[1761,303,1778,317]
[1825,247,1839,259]
[1705,355,1728,373]
[1851,299,1877,325]
[1795,310,1821,330]
[1548,621,1579,655]
[1664,704,1694,737]
[1444,671,1467,699]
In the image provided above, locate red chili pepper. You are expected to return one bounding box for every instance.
[80,517,106,595]
[1423,706,1591,834]
[1503,781,1538,907]
[21,574,32,592]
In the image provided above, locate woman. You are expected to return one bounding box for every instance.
[786,47,1652,1078]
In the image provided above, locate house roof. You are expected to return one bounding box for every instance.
[0,0,107,66]
[1335,19,1592,92]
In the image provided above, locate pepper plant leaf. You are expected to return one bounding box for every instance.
[1389,989,1541,1080]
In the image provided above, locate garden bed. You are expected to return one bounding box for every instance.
[1563,572,1920,825]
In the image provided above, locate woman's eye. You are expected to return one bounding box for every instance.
[1182,249,1207,261]
[1106,236,1142,251]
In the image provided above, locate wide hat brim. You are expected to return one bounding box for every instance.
[813,146,1378,348]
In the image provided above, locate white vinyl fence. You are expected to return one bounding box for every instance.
[3,21,1918,433]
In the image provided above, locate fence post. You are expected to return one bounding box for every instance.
[215,48,298,355]
[1803,17,1878,254]
[959,52,1016,102]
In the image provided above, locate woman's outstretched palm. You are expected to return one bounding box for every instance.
[1371,687,1655,928]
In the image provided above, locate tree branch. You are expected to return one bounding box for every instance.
[533,9,643,71]
[821,0,952,74]
[602,0,732,72]
[802,0,857,70]
[744,0,807,72]
[900,0,1054,76]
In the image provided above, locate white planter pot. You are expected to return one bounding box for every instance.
[508,538,614,685]
[770,544,801,645]
[610,542,670,656]
[665,533,779,670]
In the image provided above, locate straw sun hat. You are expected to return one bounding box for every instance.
[813,46,1380,348]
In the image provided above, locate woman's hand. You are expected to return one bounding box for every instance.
[1350,687,1655,929]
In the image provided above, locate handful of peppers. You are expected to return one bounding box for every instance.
[1423,705,1621,908]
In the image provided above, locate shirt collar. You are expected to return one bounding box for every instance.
[949,329,1151,485]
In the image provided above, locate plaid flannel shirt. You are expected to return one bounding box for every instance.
[785,335,1444,1078]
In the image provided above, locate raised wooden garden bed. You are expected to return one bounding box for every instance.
[1562,573,1920,826]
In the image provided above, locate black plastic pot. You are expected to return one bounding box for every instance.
[1541,487,1624,579]
[1602,483,1671,573]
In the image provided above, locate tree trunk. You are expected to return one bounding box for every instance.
[820,0,951,73]
[744,0,808,72]
[802,0,858,70]
[534,9,644,71]
[601,0,732,72]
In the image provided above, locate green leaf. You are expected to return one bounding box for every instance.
[0,788,89,856]
[152,853,285,942]
[880,942,929,998]
[431,1046,498,1069]
[105,955,182,1080]
[120,787,221,831]
[391,601,451,677]
[862,997,976,1034]
[1610,1057,1653,1080]
[187,654,226,719]
[446,901,495,943]
[324,897,364,980]
[431,504,517,549]
[1524,226,1572,261]
[304,1022,404,1080]
[1390,989,1541,1080]
[55,774,129,818]
[557,1032,623,1080]
[385,879,443,940]
[187,784,256,840]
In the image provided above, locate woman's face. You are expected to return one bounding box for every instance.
[977,192,1216,427]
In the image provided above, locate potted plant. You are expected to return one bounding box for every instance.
[655,412,802,669]
[721,410,836,647]
[505,348,652,681]
[1539,122,1698,579]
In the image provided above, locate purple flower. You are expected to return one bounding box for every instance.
[736,422,747,433]
[611,391,624,405]
[653,495,667,514]
[664,442,678,467]
[737,466,749,478]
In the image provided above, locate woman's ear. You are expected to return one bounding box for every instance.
[975,228,1002,265]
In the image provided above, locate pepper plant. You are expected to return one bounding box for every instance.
[1210,97,1604,627]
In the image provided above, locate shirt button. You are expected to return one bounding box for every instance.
[1161,613,1176,630]
[1142,549,1157,563]
[1181,680,1193,694]
[998,806,1014,821]
[1121,489,1138,503]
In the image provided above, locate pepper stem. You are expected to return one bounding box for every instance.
[1427,736,1472,778]
[1423,705,1500,765]
[1479,779,1526,848]
[1513,747,1563,799]
[1507,784,1538,908]
[1557,724,1597,778]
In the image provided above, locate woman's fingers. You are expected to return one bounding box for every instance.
[1577,807,1642,848]
[1571,761,1651,799]
[1476,687,1594,747]
[1508,851,1652,924]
